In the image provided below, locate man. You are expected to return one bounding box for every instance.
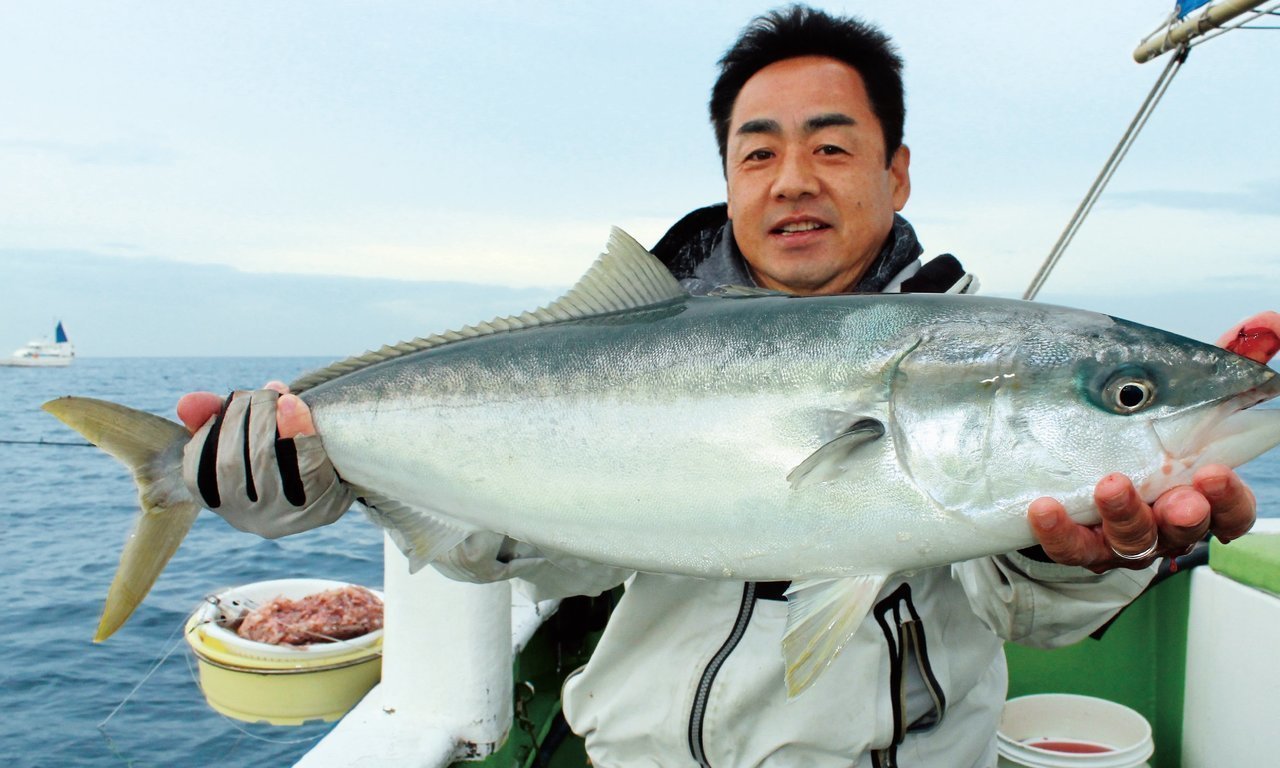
[178,7,1257,765]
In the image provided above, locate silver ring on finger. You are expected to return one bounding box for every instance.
[1110,535,1159,561]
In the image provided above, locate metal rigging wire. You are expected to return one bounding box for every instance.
[1183,0,1280,45]
[1022,44,1190,300]
[1024,0,1278,299]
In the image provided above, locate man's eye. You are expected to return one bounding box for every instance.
[816,145,847,156]
[744,149,774,162]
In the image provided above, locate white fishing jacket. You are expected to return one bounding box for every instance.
[440,504,1153,768]
[563,561,1149,768]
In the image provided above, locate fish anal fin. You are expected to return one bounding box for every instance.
[787,418,885,489]
[357,493,472,573]
[782,574,888,698]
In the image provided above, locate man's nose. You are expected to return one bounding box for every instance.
[771,151,818,200]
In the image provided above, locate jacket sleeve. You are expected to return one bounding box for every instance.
[432,530,633,602]
[952,552,1157,647]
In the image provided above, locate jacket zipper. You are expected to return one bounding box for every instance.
[872,585,947,766]
[903,619,945,730]
[688,582,757,768]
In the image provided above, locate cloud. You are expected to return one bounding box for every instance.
[909,199,1280,299]
[0,138,175,166]
[0,249,563,357]
[1035,285,1280,348]
[1103,180,1280,217]
[215,215,678,288]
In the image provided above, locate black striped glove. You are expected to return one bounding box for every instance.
[182,389,355,538]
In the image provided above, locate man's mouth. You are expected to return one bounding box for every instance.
[772,220,830,235]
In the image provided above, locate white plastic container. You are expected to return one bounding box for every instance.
[997,693,1154,768]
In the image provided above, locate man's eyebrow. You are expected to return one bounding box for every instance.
[735,118,781,136]
[805,113,855,132]
[733,113,856,137]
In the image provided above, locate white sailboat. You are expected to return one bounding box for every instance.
[1,321,75,367]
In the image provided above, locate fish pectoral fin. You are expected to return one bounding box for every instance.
[782,573,888,698]
[356,493,472,573]
[787,418,886,489]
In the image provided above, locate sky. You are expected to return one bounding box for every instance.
[1,1,1277,357]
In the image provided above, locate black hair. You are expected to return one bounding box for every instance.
[709,5,905,169]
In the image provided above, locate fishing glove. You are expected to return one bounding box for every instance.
[182,389,355,538]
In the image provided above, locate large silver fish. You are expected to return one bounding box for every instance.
[45,229,1280,695]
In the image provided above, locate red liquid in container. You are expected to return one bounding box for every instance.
[1029,739,1114,754]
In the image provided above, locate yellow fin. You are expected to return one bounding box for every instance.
[782,574,887,697]
[43,397,197,641]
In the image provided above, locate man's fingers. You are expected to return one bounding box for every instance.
[1151,485,1210,555]
[1093,473,1158,557]
[1194,464,1256,543]
[177,381,301,436]
[277,394,316,439]
[1029,498,1103,570]
[1215,310,1280,364]
[177,391,225,434]
[262,380,314,438]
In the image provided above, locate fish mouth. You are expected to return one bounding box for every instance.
[1149,372,1280,496]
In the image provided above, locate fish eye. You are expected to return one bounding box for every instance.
[1106,377,1156,413]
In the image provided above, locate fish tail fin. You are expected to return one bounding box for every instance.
[42,396,200,642]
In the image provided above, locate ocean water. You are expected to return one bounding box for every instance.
[1,358,1278,768]
[0,358,383,768]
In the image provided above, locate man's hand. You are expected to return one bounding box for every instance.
[1026,309,1277,572]
[177,380,314,439]
[177,381,354,538]
[1028,466,1255,573]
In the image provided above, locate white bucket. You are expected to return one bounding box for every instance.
[997,694,1154,768]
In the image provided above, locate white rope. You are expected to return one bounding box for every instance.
[95,602,330,762]
[97,617,191,730]
[94,586,386,763]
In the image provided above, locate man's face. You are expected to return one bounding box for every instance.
[725,55,910,296]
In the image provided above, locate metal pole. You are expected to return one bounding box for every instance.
[1134,0,1273,62]
[1023,46,1187,300]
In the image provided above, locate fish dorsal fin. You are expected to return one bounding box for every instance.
[291,227,685,393]
[782,574,888,697]
[787,418,885,489]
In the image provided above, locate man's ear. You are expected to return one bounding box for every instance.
[890,144,911,211]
